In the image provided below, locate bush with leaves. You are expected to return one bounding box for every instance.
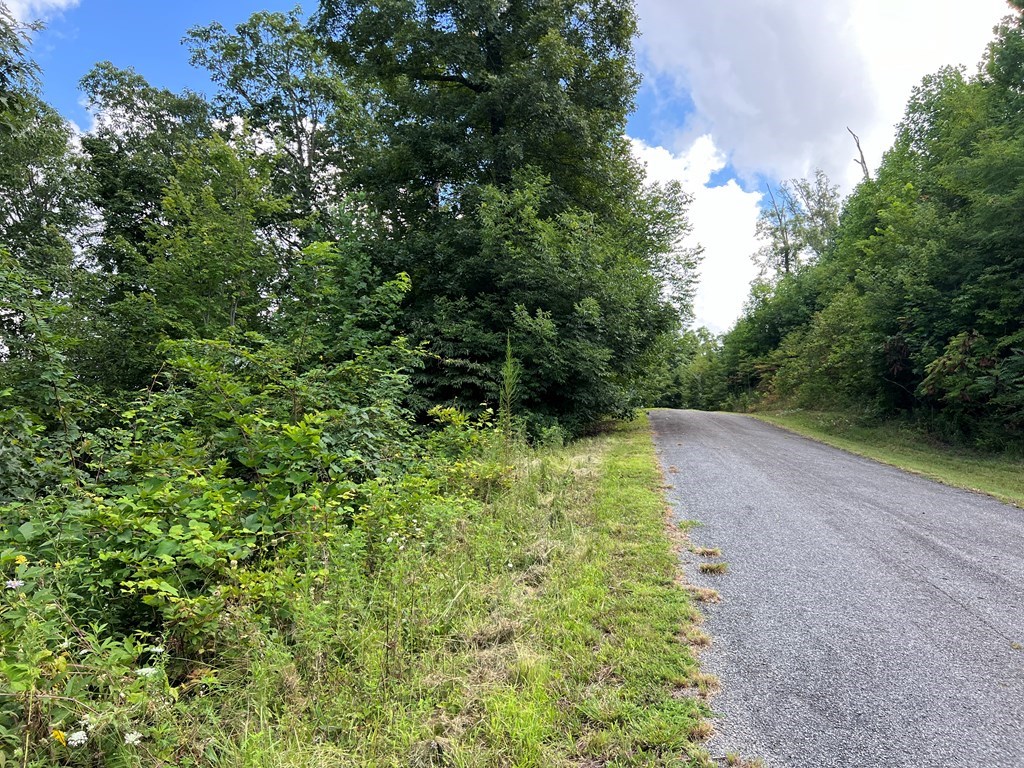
[0,340,503,765]
[0,236,507,765]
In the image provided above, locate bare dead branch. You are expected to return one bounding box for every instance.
[848,127,870,181]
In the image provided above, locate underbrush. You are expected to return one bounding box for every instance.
[2,361,713,768]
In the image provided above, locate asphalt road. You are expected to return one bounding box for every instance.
[650,410,1024,768]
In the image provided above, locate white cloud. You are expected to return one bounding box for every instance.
[635,0,876,185]
[632,136,762,334]
[848,0,1010,189]
[635,0,1011,189]
[632,0,1013,332]
[6,0,79,22]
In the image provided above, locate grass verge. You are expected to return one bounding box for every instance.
[754,410,1024,507]
[208,415,714,767]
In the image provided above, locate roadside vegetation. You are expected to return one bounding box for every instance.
[755,411,1024,507]
[2,411,717,766]
[655,3,1024,464]
[0,2,715,764]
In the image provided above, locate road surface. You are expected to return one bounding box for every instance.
[650,410,1024,768]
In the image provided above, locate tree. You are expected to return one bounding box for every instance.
[315,0,640,214]
[0,8,93,398]
[79,63,212,278]
[186,8,365,242]
[0,97,90,287]
[145,136,288,340]
[0,5,40,134]
[713,7,1024,448]
[753,169,840,278]
[313,0,694,431]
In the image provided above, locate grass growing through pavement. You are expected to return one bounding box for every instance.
[697,562,728,575]
[204,416,715,767]
[754,411,1024,507]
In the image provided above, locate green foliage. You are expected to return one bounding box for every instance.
[0,253,90,499]
[699,13,1024,452]
[0,95,89,288]
[315,0,640,207]
[499,334,522,441]
[0,303,455,765]
[3,1,695,438]
[147,136,287,339]
[186,7,366,241]
[649,328,727,411]
[0,6,40,134]
[315,0,696,433]
[79,62,213,276]
[0,7,706,763]
[754,169,840,278]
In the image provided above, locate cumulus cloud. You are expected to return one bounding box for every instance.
[635,0,1010,188]
[635,0,876,185]
[6,0,79,22]
[631,0,1013,332]
[848,0,1010,188]
[632,136,762,334]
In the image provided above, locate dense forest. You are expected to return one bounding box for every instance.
[0,1,703,764]
[664,3,1024,453]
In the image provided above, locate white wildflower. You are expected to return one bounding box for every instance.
[5,579,25,590]
[136,667,159,678]
[124,731,143,746]
[80,714,92,731]
[67,730,88,747]
[149,645,165,655]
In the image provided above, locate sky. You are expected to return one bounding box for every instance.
[10,0,1017,332]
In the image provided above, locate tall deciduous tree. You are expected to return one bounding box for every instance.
[314,0,695,431]
[79,63,213,279]
[186,8,366,242]
[753,169,840,278]
[315,0,639,213]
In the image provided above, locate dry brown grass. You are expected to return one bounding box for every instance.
[683,627,712,648]
[725,754,766,767]
[683,585,721,603]
[698,562,729,575]
[692,546,722,558]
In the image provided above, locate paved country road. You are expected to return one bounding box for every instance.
[650,410,1024,768]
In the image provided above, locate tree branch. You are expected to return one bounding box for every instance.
[765,184,793,274]
[413,71,490,93]
[848,127,870,181]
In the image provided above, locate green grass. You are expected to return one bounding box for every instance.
[202,416,715,767]
[754,410,1024,507]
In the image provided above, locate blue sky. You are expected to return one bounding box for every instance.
[31,0,683,148]
[33,1,304,128]
[15,0,1015,332]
